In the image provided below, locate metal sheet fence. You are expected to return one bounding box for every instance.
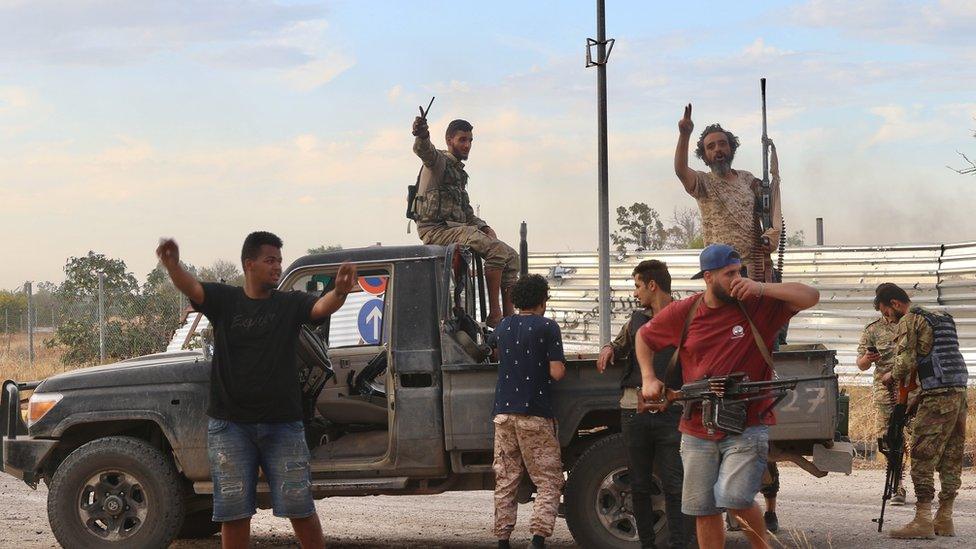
[528,242,976,385]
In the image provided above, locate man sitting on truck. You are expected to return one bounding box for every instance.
[411,114,519,327]
[596,259,693,548]
[157,231,357,549]
[636,244,819,549]
[491,274,566,549]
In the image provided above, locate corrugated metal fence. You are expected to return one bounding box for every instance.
[528,242,976,385]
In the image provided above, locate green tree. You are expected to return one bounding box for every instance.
[47,252,182,365]
[666,207,704,249]
[786,230,806,247]
[611,203,668,254]
[307,244,344,254]
[0,290,28,333]
[199,259,244,286]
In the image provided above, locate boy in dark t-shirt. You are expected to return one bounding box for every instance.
[490,274,566,549]
[157,231,356,549]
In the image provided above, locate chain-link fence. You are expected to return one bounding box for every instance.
[1,278,187,381]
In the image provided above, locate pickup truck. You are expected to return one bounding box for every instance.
[1,244,852,548]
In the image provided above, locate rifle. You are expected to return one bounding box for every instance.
[757,78,776,283]
[640,372,837,435]
[873,372,918,532]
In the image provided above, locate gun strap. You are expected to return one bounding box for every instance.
[664,294,705,385]
[736,301,775,371]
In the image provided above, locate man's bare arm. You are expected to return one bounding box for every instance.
[156,239,204,305]
[549,360,566,381]
[636,335,664,400]
[310,262,358,321]
[674,103,698,194]
[730,279,819,312]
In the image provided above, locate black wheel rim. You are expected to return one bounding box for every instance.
[594,466,667,543]
[77,470,149,541]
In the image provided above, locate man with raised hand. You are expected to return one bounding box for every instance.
[635,244,819,549]
[411,114,519,327]
[674,103,786,531]
[157,231,356,549]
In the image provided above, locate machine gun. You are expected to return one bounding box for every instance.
[873,372,918,532]
[639,371,837,435]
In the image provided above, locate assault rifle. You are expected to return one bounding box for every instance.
[639,372,837,435]
[873,372,918,532]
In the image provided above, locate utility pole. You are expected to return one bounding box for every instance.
[587,0,615,344]
[25,281,34,365]
[98,272,106,363]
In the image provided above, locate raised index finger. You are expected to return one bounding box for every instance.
[686,103,692,119]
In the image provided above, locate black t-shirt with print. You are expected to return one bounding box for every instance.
[491,314,566,418]
[193,282,318,422]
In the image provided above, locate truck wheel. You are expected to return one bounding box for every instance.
[564,433,669,548]
[47,436,184,549]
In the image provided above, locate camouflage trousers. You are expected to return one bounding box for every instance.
[492,413,563,539]
[418,224,519,288]
[909,389,968,503]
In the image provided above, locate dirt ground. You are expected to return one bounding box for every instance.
[1,466,973,548]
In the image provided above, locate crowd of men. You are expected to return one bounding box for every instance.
[150,101,968,549]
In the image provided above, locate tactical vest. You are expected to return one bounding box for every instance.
[620,309,680,389]
[914,308,968,390]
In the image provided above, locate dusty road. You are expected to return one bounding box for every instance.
[1,466,973,548]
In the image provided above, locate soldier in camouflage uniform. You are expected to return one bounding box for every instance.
[673,103,784,533]
[412,115,519,326]
[876,283,969,540]
[856,302,909,504]
[490,275,566,549]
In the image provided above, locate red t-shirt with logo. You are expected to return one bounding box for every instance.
[638,292,796,440]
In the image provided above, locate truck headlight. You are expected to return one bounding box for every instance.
[28,392,62,426]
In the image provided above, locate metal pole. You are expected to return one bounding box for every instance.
[816,218,824,246]
[519,221,529,277]
[595,0,611,344]
[98,272,106,363]
[25,282,34,365]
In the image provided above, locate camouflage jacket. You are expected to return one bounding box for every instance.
[412,136,487,230]
[857,315,899,405]
[892,305,935,385]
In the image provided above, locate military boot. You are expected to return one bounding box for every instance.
[889,501,935,539]
[933,497,955,537]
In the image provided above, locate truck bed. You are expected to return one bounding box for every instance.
[441,344,839,453]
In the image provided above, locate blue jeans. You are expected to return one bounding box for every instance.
[207,418,315,522]
[679,425,769,516]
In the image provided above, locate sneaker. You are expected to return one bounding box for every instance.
[764,511,779,533]
[891,488,906,506]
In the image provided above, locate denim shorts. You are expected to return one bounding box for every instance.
[207,418,315,522]
[679,425,769,516]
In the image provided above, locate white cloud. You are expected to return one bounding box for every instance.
[387,84,402,102]
[743,38,792,58]
[791,0,976,46]
[285,53,355,91]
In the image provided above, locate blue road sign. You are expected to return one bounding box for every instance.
[357,298,384,344]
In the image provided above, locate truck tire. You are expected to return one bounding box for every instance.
[564,433,669,549]
[47,436,185,549]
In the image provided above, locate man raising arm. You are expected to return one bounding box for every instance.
[157,233,355,549]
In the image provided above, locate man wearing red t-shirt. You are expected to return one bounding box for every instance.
[635,244,819,549]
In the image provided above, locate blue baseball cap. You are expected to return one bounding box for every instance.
[691,244,741,279]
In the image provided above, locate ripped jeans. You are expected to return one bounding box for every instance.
[207,418,315,522]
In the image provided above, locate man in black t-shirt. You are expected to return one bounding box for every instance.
[157,231,356,549]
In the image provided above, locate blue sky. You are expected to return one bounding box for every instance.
[2,0,975,288]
